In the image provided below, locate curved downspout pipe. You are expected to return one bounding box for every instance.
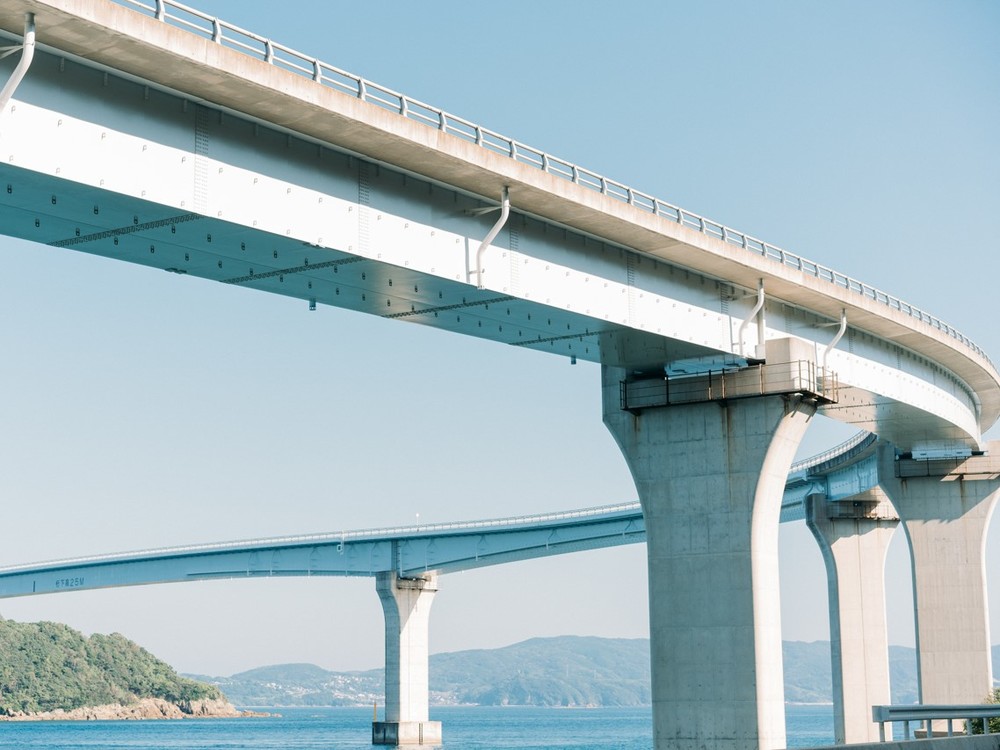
[474,187,510,290]
[822,309,847,375]
[0,13,36,115]
[738,279,765,359]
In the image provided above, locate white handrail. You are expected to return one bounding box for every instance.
[873,703,1000,741]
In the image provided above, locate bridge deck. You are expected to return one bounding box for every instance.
[0,0,997,435]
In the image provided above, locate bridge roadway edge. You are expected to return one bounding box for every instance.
[0,0,998,435]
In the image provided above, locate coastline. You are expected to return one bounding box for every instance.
[0,697,272,722]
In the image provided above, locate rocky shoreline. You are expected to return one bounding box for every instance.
[0,698,271,721]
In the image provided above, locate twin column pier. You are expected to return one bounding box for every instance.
[603,349,997,750]
[806,489,897,743]
[603,362,817,750]
[369,370,996,750]
[878,445,1000,708]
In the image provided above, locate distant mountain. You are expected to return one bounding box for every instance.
[782,641,918,704]
[191,637,992,708]
[430,636,650,707]
[193,663,382,707]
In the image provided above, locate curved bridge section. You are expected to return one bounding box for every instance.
[0,1,997,454]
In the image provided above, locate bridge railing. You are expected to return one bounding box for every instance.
[872,704,1000,742]
[104,0,993,372]
[0,501,643,575]
[790,429,876,474]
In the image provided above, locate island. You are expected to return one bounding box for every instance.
[0,616,254,720]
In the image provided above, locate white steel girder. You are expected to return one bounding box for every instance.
[0,45,985,450]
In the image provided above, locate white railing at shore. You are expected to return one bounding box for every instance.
[96,0,993,373]
[873,704,1000,741]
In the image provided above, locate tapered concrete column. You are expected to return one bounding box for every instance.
[373,572,442,746]
[878,442,1000,706]
[603,365,816,750]
[806,489,898,743]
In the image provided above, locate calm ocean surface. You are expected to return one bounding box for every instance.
[0,705,835,749]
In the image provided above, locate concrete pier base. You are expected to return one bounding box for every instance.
[603,364,816,750]
[879,442,1000,705]
[372,720,442,746]
[374,571,439,746]
[806,488,898,744]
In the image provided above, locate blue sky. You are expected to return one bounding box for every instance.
[0,1,997,675]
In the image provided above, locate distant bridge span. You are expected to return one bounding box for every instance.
[0,432,877,598]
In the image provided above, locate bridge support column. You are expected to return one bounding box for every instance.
[879,442,1000,706]
[806,489,897,744]
[603,365,816,750]
[373,572,442,746]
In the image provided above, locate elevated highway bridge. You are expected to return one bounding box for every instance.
[0,432,874,598]
[1,2,998,748]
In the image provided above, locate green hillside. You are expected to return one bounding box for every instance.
[431,636,650,706]
[0,617,220,716]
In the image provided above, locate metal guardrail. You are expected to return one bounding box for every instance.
[873,704,1000,741]
[791,430,876,474]
[89,0,994,373]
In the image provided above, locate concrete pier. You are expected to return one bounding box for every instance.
[373,572,442,746]
[603,363,816,750]
[806,489,898,744]
[879,443,1000,706]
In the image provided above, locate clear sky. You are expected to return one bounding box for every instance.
[0,1,997,676]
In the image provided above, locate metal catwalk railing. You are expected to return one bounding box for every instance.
[91,0,994,372]
[621,360,839,413]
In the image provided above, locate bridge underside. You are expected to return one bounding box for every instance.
[3,154,977,455]
[0,160,677,367]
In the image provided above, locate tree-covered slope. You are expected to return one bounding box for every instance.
[431,636,650,706]
[0,618,220,716]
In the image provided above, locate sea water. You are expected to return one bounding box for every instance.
[0,704,834,749]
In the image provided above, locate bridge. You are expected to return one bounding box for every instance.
[0,431,885,744]
[1,2,998,748]
[0,431,877,595]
